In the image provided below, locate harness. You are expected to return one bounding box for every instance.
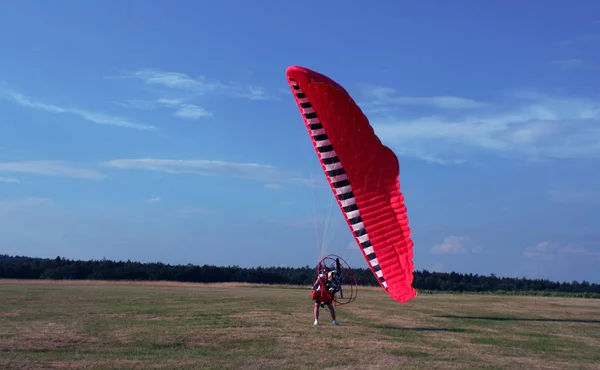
[312,273,341,306]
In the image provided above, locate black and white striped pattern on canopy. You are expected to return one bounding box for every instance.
[289,78,388,290]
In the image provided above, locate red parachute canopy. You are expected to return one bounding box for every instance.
[286,65,417,304]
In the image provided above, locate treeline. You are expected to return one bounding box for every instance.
[1,254,599,297]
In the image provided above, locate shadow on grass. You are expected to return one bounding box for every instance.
[375,324,474,333]
[434,315,600,324]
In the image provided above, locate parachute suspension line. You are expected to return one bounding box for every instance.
[294,72,356,270]
[318,189,331,259]
[312,193,320,260]
[316,167,341,261]
[305,139,331,262]
[304,132,337,263]
[322,190,337,257]
[305,144,321,261]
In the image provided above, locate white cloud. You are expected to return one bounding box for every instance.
[0,176,19,183]
[523,241,600,259]
[524,241,556,258]
[362,85,488,110]
[118,97,212,121]
[173,104,212,120]
[369,90,600,163]
[124,68,275,101]
[0,161,106,180]
[115,99,157,111]
[525,241,600,260]
[1,90,156,131]
[559,33,600,46]
[156,98,184,106]
[112,68,273,120]
[130,69,217,93]
[562,244,592,255]
[549,58,599,70]
[156,98,212,120]
[265,183,282,190]
[102,158,317,186]
[431,236,480,254]
[147,197,161,203]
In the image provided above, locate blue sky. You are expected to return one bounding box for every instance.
[1,1,599,283]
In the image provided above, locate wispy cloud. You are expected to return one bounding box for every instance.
[0,197,55,211]
[524,241,600,260]
[117,98,212,120]
[112,68,275,120]
[562,244,599,257]
[362,85,488,110]
[115,99,157,111]
[146,197,161,203]
[174,105,211,119]
[174,208,206,219]
[158,99,212,120]
[369,90,600,163]
[431,236,480,254]
[123,68,275,101]
[547,188,600,206]
[0,176,19,184]
[102,158,318,187]
[559,33,600,46]
[1,90,157,131]
[0,161,106,180]
[156,98,183,106]
[549,58,600,70]
[524,241,555,258]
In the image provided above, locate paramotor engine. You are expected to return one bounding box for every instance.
[312,254,358,306]
[286,65,417,304]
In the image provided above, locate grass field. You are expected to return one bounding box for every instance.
[1,280,599,369]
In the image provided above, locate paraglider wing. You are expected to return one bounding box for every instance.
[286,66,416,304]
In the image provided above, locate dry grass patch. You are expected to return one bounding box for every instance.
[1,321,99,353]
[0,310,22,318]
[1,281,598,369]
